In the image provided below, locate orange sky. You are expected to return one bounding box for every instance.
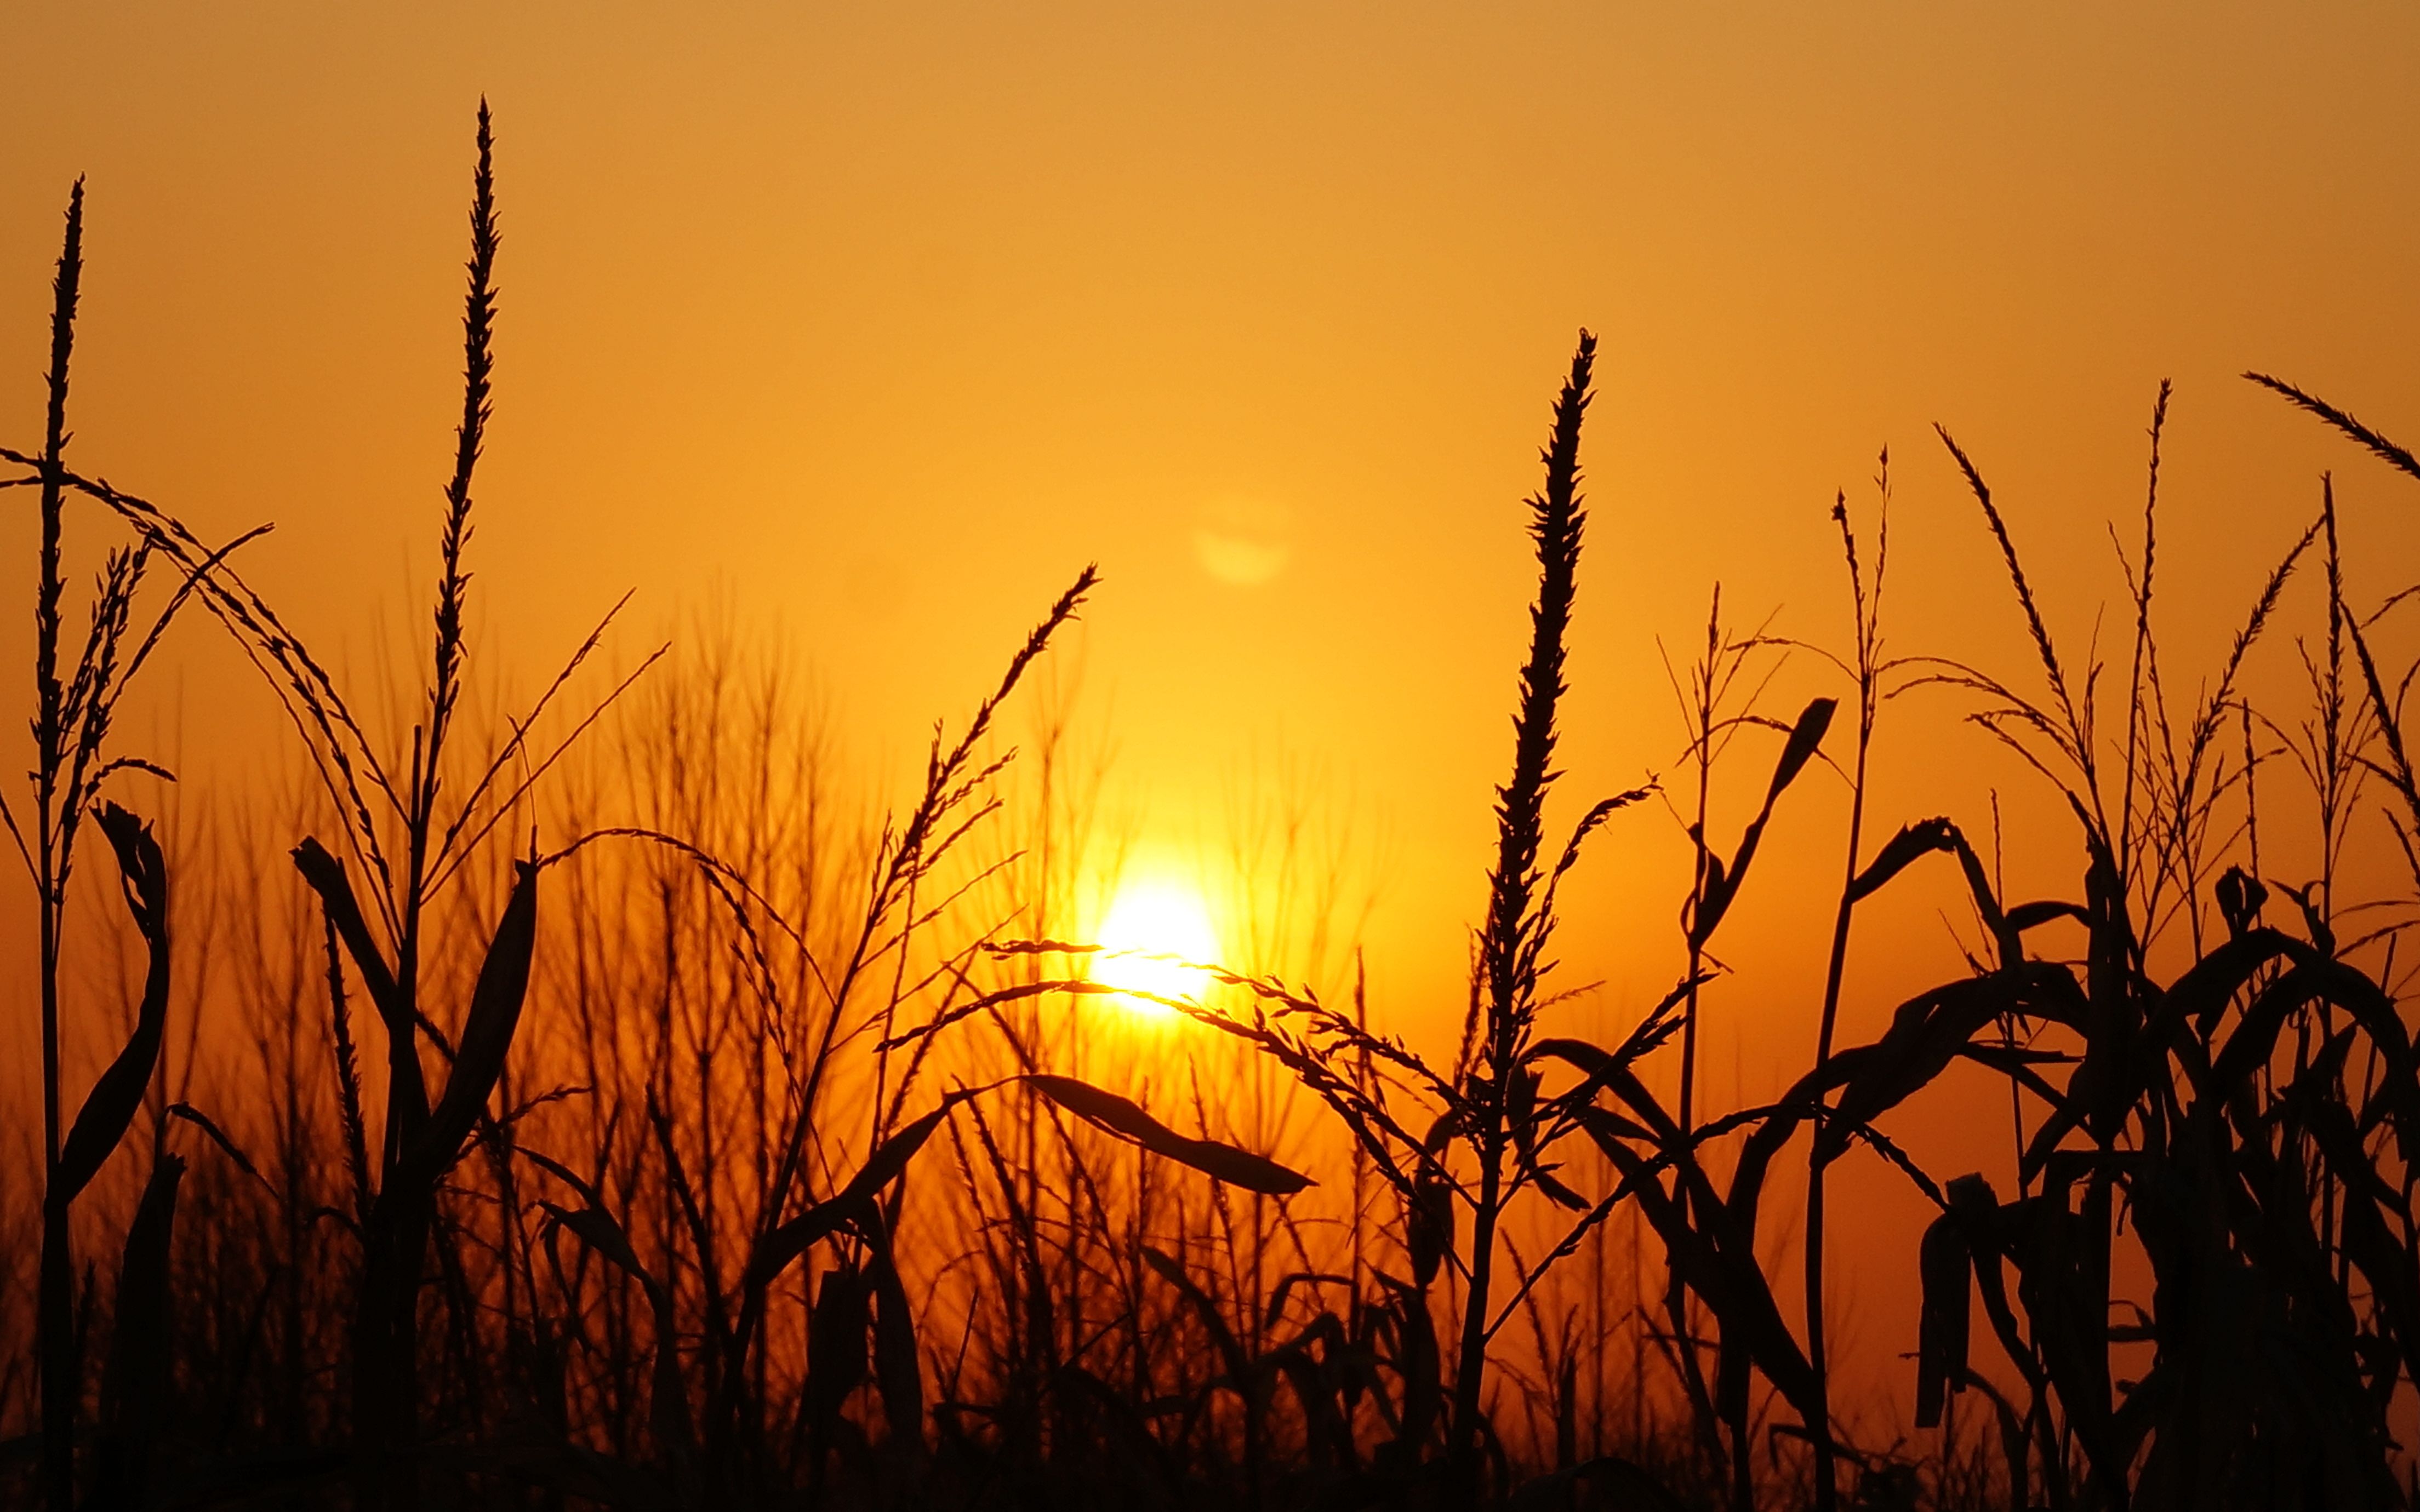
[7,0,2420,1416]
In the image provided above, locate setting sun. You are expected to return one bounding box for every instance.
[1091,878,1221,1011]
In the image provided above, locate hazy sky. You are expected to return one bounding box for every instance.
[9,6,2419,968]
[7,3,2420,1385]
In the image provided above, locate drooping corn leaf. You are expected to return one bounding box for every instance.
[864,1216,924,1454]
[1914,1209,1971,1427]
[1143,1246,1249,1385]
[1026,1073,1312,1195]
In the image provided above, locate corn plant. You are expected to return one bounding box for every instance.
[0,175,246,1512]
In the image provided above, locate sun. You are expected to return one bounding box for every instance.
[1091,878,1220,1012]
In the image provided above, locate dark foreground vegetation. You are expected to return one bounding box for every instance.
[9,108,2420,1512]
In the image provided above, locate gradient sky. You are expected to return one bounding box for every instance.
[7,0,2420,1408]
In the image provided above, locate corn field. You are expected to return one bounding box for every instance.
[8,106,2420,1512]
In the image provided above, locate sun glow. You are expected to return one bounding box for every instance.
[1091,879,1220,1012]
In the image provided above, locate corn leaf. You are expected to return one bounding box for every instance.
[1914,1210,1970,1427]
[749,1090,973,1288]
[54,805,170,1206]
[1025,1073,1312,1195]
[403,857,539,1183]
[90,1152,185,1511]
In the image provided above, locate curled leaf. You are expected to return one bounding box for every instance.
[55,805,171,1206]
[1847,818,1956,903]
[1767,696,1837,800]
[2215,865,2267,940]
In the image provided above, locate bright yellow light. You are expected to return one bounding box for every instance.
[1092,879,1220,1012]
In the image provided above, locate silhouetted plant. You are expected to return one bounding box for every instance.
[16,100,2420,1512]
